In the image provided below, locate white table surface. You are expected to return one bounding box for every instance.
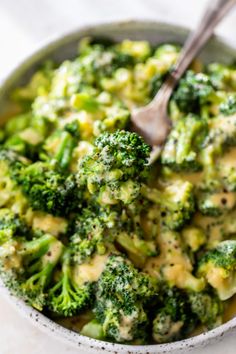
[0,1,236,353]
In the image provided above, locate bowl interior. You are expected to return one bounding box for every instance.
[0,20,236,354]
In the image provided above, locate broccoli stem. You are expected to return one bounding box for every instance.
[54,131,75,169]
[80,319,105,340]
[20,234,56,259]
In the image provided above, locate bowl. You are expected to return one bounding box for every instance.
[0,20,236,354]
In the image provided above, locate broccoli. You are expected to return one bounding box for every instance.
[70,208,119,264]
[3,37,236,345]
[173,70,215,114]
[71,206,157,267]
[93,254,157,343]
[0,233,63,310]
[15,161,82,216]
[197,191,236,216]
[40,121,80,170]
[117,40,151,62]
[194,114,236,191]
[199,114,236,190]
[217,151,236,192]
[220,95,236,116]
[0,149,29,214]
[152,287,195,343]
[198,240,236,300]
[206,114,236,151]
[93,103,130,135]
[0,208,29,245]
[154,44,180,62]
[142,180,195,230]
[188,291,223,329]
[3,112,54,160]
[77,130,150,206]
[116,231,157,268]
[4,113,32,137]
[48,248,93,316]
[12,61,54,103]
[207,63,236,91]
[80,319,105,340]
[161,114,208,171]
[82,41,135,76]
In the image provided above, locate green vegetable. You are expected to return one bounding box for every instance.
[198,241,236,300]
[161,114,208,171]
[152,287,195,343]
[173,70,215,114]
[0,38,236,345]
[77,130,150,206]
[0,233,63,310]
[15,161,81,216]
[94,254,157,343]
[143,180,195,230]
[48,248,93,316]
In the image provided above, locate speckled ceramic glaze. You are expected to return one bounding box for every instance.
[0,20,236,354]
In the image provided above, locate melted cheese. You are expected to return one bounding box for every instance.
[74,254,109,284]
[26,210,67,236]
[218,147,236,168]
[145,231,191,280]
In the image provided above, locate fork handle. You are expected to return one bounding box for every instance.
[156,0,236,99]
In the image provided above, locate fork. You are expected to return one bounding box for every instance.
[130,0,236,163]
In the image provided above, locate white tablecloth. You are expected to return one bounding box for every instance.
[0,1,236,353]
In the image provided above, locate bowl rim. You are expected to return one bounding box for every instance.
[1,19,236,353]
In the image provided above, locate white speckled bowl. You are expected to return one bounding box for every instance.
[0,20,236,354]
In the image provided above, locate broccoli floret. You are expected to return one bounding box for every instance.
[79,40,135,80]
[77,130,150,206]
[197,191,236,216]
[143,180,195,230]
[188,291,223,329]
[152,287,195,343]
[117,40,151,62]
[70,208,118,264]
[220,95,236,116]
[217,151,236,192]
[198,240,236,300]
[15,161,82,216]
[161,115,208,172]
[173,70,215,114]
[71,206,157,267]
[12,61,53,103]
[4,113,32,136]
[0,208,29,245]
[48,248,93,316]
[0,233,63,310]
[206,114,236,151]
[116,231,157,268]
[154,44,180,62]
[3,112,54,160]
[93,254,157,343]
[4,133,41,161]
[207,63,236,91]
[40,121,80,170]
[0,149,29,214]
[200,114,236,190]
[93,104,130,135]
[80,319,105,340]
